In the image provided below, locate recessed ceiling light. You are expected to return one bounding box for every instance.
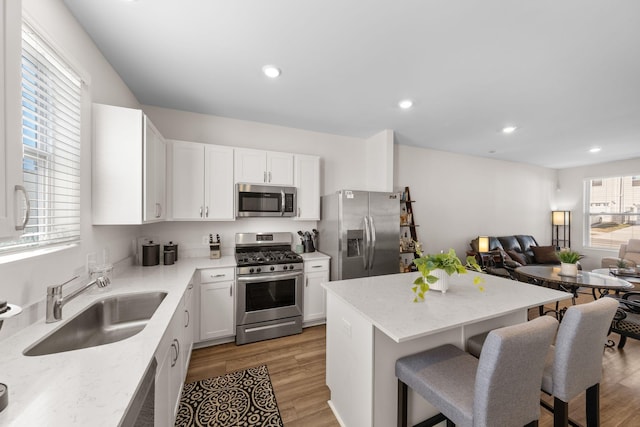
[262,65,281,78]
[398,99,413,109]
[501,126,517,134]
[589,147,601,153]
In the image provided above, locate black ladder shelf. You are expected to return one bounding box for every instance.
[400,186,420,272]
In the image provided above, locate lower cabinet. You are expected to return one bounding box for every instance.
[199,267,235,341]
[303,258,330,324]
[154,284,194,427]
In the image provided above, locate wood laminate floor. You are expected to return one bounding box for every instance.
[186,303,640,426]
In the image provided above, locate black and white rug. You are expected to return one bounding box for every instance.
[174,365,284,427]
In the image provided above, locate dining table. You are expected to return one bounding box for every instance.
[591,268,640,289]
[515,265,634,302]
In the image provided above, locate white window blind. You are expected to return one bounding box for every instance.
[0,24,82,254]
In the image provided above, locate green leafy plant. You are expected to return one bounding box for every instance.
[411,245,484,302]
[556,250,584,264]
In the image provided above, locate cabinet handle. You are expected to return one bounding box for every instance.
[212,274,226,278]
[14,185,30,231]
[312,265,322,268]
[170,339,180,367]
[205,206,209,218]
[155,203,162,218]
[263,171,267,182]
[298,207,300,217]
[200,206,203,218]
[184,309,190,328]
[268,171,272,182]
[230,284,233,297]
[305,278,308,287]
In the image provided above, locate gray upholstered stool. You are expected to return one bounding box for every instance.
[466,298,619,427]
[396,316,558,427]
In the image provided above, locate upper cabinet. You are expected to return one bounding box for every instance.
[92,103,167,224]
[234,148,294,185]
[170,140,234,221]
[294,154,321,221]
[0,0,26,239]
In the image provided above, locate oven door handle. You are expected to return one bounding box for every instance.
[238,272,302,282]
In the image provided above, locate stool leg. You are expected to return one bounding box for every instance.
[398,379,408,427]
[586,383,600,427]
[554,397,569,427]
[618,335,627,349]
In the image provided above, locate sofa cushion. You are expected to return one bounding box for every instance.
[516,235,539,253]
[507,250,527,265]
[531,246,560,264]
[626,239,640,253]
[498,236,521,252]
[625,252,640,266]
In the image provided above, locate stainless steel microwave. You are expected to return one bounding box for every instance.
[236,184,297,217]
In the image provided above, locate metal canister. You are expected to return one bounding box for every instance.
[164,241,178,262]
[163,250,175,265]
[142,241,160,266]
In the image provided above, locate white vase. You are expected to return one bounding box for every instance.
[560,262,578,277]
[429,269,450,293]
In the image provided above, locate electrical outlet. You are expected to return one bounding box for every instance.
[341,318,352,337]
[202,234,209,245]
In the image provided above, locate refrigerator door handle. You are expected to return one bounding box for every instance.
[369,215,376,269]
[363,216,370,270]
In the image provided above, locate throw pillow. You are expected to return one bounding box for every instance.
[506,250,527,265]
[531,246,560,264]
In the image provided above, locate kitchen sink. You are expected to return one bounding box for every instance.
[24,291,167,356]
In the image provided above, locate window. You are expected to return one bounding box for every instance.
[585,175,640,249]
[0,23,82,255]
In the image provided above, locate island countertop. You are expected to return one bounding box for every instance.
[322,271,573,343]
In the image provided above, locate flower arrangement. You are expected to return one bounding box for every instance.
[411,245,484,302]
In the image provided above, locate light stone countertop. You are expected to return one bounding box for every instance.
[322,271,573,343]
[0,256,236,427]
[300,251,330,261]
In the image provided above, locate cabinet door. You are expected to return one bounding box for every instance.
[143,118,166,222]
[154,336,172,427]
[200,281,235,340]
[182,282,195,375]
[294,154,320,220]
[172,141,205,220]
[267,152,294,185]
[304,266,329,323]
[0,0,24,239]
[234,148,266,184]
[205,145,234,220]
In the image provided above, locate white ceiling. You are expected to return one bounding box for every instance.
[62,0,640,169]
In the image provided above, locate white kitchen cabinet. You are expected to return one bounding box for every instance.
[199,267,235,341]
[234,148,294,185]
[182,281,195,374]
[294,154,321,220]
[171,140,234,220]
[0,0,25,239]
[155,293,186,427]
[92,103,167,224]
[303,258,330,324]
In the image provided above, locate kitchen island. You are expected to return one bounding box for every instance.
[322,271,572,427]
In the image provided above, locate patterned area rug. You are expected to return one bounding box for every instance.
[175,365,283,427]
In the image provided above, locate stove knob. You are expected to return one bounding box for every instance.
[283,265,288,270]
[256,267,262,273]
[289,265,294,270]
[270,266,275,271]
[249,268,254,274]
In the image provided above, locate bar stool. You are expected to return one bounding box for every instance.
[466,297,619,427]
[396,316,558,427]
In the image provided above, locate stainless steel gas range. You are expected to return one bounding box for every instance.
[234,232,304,345]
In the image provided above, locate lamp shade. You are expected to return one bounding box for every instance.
[478,236,490,253]
[552,211,568,226]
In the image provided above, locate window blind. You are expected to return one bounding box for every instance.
[0,24,82,254]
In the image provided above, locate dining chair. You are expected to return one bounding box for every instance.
[396,315,558,427]
[467,297,619,427]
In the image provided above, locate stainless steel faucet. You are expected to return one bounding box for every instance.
[46,275,111,323]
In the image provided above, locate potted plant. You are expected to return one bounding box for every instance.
[412,246,483,302]
[556,249,583,277]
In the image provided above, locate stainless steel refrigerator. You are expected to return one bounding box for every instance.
[318,190,400,280]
